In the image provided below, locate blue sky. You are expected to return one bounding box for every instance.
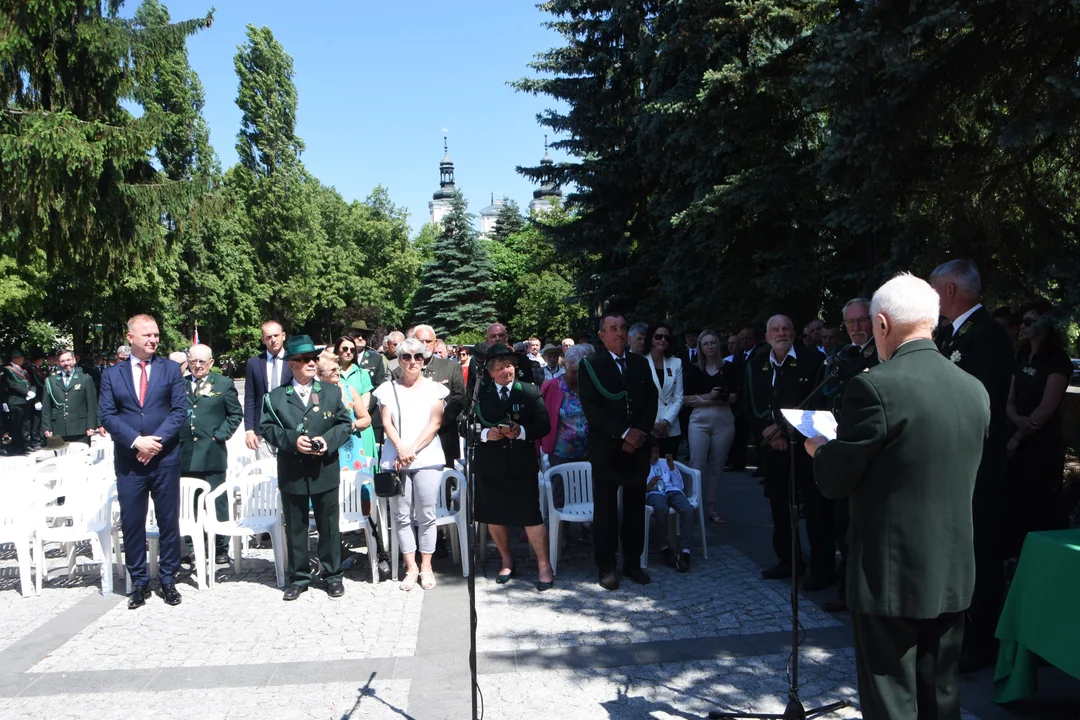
[132,0,568,232]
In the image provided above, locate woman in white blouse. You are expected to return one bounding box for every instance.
[373,338,448,592]
[647,322,684,458]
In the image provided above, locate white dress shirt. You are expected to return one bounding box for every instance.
[950,304,983,336]
[267,350,285,389]
[769,346,798,386]
[291,379,313,407]
[129,354,152,385]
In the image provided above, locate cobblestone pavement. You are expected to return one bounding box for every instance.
[476,543,839,652]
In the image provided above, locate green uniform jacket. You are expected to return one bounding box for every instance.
[474,380,549,479]
[813,339,990,618]
[180,373,243,473]
[3,364,33,406]
[816,340,880,419]
[42,369,99,437]
[261,381,353,495]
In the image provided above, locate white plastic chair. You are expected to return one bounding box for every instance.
[117,478,211,592]
[35,479,115,595]
[0,483,41,596]
[339,470,380,583]
[641,461,708,568]
[203,462,285,588]
[544,462,593,575]
[391,468,470,579]
[31,454,92,492]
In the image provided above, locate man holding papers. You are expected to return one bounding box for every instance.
[805,274,989,720]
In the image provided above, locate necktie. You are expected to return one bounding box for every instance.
[500,386,509,402]
[270,356,279,389]
[63,372,71,388]
[615,356,627,375]
[138,361,149,406]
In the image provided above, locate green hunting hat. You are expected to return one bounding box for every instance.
[284,335,318,360]
[10,348,25,359]
[485,343,519,364]
[349,319,371,332]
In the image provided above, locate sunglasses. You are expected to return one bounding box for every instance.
[339,347,354,354]
[294,354,319,364]
[400,353,424,362]
[653,333,670,341]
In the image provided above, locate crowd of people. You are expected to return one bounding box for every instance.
[3,258,1077,719]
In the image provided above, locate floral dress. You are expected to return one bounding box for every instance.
[553,377,588,460]
[339,383,377,473]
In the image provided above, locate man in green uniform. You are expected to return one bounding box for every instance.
[930,258,1014,671]
[42,350,100,446]
[261,335,353,601]
[2,349,35,455]
[26,350,49,451]
[807,273,990,720]
[180,344,243,566]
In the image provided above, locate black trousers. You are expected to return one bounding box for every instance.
[834,499,850,593]
[729,411,749,470]
[852,611,965,720]
[4,404,30,454]
[281,487,341,585]
[764,446,835,577]
[966,493,1004,656]
[592,478,645,572]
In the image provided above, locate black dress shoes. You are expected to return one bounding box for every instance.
[676,551,691,573]
[326,580,345,598]
[128,584,150,610]
[802,574,835,592]
[598,568,619,591]
[495,565,517,585]
[624,567,651,585]
[161,582,182,606]
[536,578,555,592]
[214,552,231,566]
[282,583,306,601]
[761,562,805,580]
[661,548,678,568]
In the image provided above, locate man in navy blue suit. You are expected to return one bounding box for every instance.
[99,314,188,609]
[243,320,293,460]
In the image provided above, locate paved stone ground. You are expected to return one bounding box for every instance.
[3,414,1079,720]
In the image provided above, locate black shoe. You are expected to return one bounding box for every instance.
[802,574,835,592]
[495,564,517,585]
[161,582,182,606]
[536,578,555,592]
[180,553,195,567]
[127,584,150,610]
[214,552,231,566]
[326,580,345,598]
[282,583,306,601]
[624,567,651,585]
[676,551,691,573]
[661,548,678,568]
[598,568,619,590]
[377,555,392,582]
[761,562,805,579]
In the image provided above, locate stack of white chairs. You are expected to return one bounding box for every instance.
[391,468,470,580]
[204,459,285,588]
[339,469,380,583]
[0,482,42,596]
[34,477,115,595]
[544,461,594,575]
[641,461,708,569]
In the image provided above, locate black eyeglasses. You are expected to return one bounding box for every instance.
[338,347,354,354]
[400,353,424,362]
[294,354,319,364]
[653,333,670,341]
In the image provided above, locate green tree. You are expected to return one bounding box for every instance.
[491,198,525,241]
[411,193,497,338]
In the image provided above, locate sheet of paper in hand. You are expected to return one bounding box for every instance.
[780,409,838,442]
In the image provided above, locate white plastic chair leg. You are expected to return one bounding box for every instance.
[365,524,378,584]
[641,505,654,570]
[16,542,31,597]
[698,507,708,559]
[190,531,205,591]
[549,519,560,576]
[97,530,113,596]
[34,536,45,594]
[456,515,469,577]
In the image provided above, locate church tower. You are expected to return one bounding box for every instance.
[528,135,563,214]
[428,136,456,225]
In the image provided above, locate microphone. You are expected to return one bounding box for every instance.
[826,344,863,371]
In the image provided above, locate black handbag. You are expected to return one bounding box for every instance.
[374,380,405,498]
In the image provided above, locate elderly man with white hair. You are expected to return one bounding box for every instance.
[180,344,243,566]
[929,258,1014,671]
[806,273,990,720]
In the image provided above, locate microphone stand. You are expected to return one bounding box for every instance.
[459,387,482,720]
[708,356,851,720]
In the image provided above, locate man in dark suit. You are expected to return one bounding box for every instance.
[578,312,659,590]
[42,349,100,446]
[2,349,35,455]
[930,258,1014,671]
[744,315,831,586]
[808,273,990,720]
[399,325,466,467]
[465,322,509,402]
[261,335,353,601]
[98,314,188,609]
[348,320,389,445]
[180,344,243,565]
[816,298,880,612]
[244,320,293,460]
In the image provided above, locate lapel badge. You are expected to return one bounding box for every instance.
[312,406,320,413]
[296,423,305,432]
[74,383,81,390]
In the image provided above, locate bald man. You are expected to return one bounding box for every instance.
[180,344,243,565]
[743,315,830,586]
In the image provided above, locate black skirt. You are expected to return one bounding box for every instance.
[474,469,544,526]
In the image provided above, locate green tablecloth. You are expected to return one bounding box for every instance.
[993,528,1080,703]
